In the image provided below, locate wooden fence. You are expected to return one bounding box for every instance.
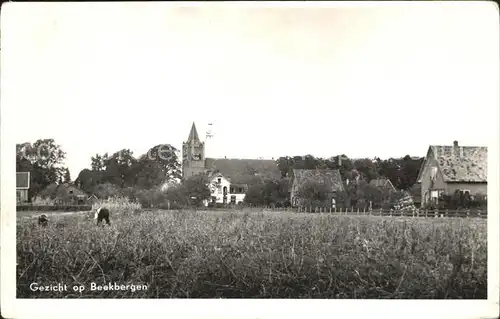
[259,206,487,218]
[182,205,486,219]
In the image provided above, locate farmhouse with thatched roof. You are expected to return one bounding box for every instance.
[416,141,487,207]
[290,169,345,207]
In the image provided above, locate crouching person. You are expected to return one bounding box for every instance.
[95,207,111,226]
[38,214,49,227]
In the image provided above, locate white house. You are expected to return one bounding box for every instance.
[205,173,247,206]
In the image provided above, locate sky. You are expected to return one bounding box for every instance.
[2,2,499,180]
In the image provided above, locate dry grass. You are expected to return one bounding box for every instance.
[17,210,487,299]
[91,196,142,214]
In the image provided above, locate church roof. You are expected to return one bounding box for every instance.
[186,122,201,144]
[205,158,282,184]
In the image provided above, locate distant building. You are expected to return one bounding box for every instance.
[87,194,99,204]
[182,122,282,185]
[369,178,396,192]
[39,182,89,205]
[16,172,30,203]
[206,173,247,206]
[416,141,487,207]
[290,169,345,207]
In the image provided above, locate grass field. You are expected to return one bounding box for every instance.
[17,209,487,298]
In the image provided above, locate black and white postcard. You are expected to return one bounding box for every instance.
[1,2,499,319]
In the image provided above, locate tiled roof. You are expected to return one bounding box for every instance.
[291,169,344,194]
[16,172,30,189]
[430,145,487,182]
[205,158,281,184]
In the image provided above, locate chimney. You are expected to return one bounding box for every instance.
[452,140,462,158]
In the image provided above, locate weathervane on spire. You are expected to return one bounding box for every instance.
[205,122,214,140]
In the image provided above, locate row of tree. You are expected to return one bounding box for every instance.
[17,138,428,209]
[276,155,423,191]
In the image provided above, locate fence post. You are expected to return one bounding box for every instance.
[379,208,382,216]
[330,207,332,213]
[466,209,470,218]
[357,208,359,215]
[425,209,428,218]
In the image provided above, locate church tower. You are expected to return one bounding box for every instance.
[182,122,206,180]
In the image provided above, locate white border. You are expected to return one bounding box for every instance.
[1,1,499,319]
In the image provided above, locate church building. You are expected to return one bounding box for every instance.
[182,122,282,204]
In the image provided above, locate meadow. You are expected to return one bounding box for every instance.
[17,207,487,299]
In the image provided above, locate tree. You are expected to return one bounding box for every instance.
[261,179,289,206]
[92,183,122,199]
[103,149,138,188]
[63,168,71,183]
[296,179,331,207]
[74,169,104,193]
[135,144,182,189]
[91,153,108,171]
[244,184,265,206]
[16,139,67,199]
[182,175,211,206]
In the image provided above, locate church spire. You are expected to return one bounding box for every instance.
[187,122,201,144]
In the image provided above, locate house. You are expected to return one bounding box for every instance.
[182,122,282,184]
[39,183,89,205]
[206,173,248,206]
[290,169,345,207]
[16,172,30,203]
[416,141,487,207]
[87,194,99,204]
[369,178,396,192]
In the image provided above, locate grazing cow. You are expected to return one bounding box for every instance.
[38,214,49,227]
[95,207,111,226]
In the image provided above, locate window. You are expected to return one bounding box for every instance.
[430,167,437,180]
[230,188,234,193]
[16,190,22,202]
[217,178,221,183]
[231,195,236,204]
[239,188,243,193]
[211,196,216,204]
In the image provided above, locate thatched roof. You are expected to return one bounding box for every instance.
[418,143,487,183]
[291,169,344,194]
